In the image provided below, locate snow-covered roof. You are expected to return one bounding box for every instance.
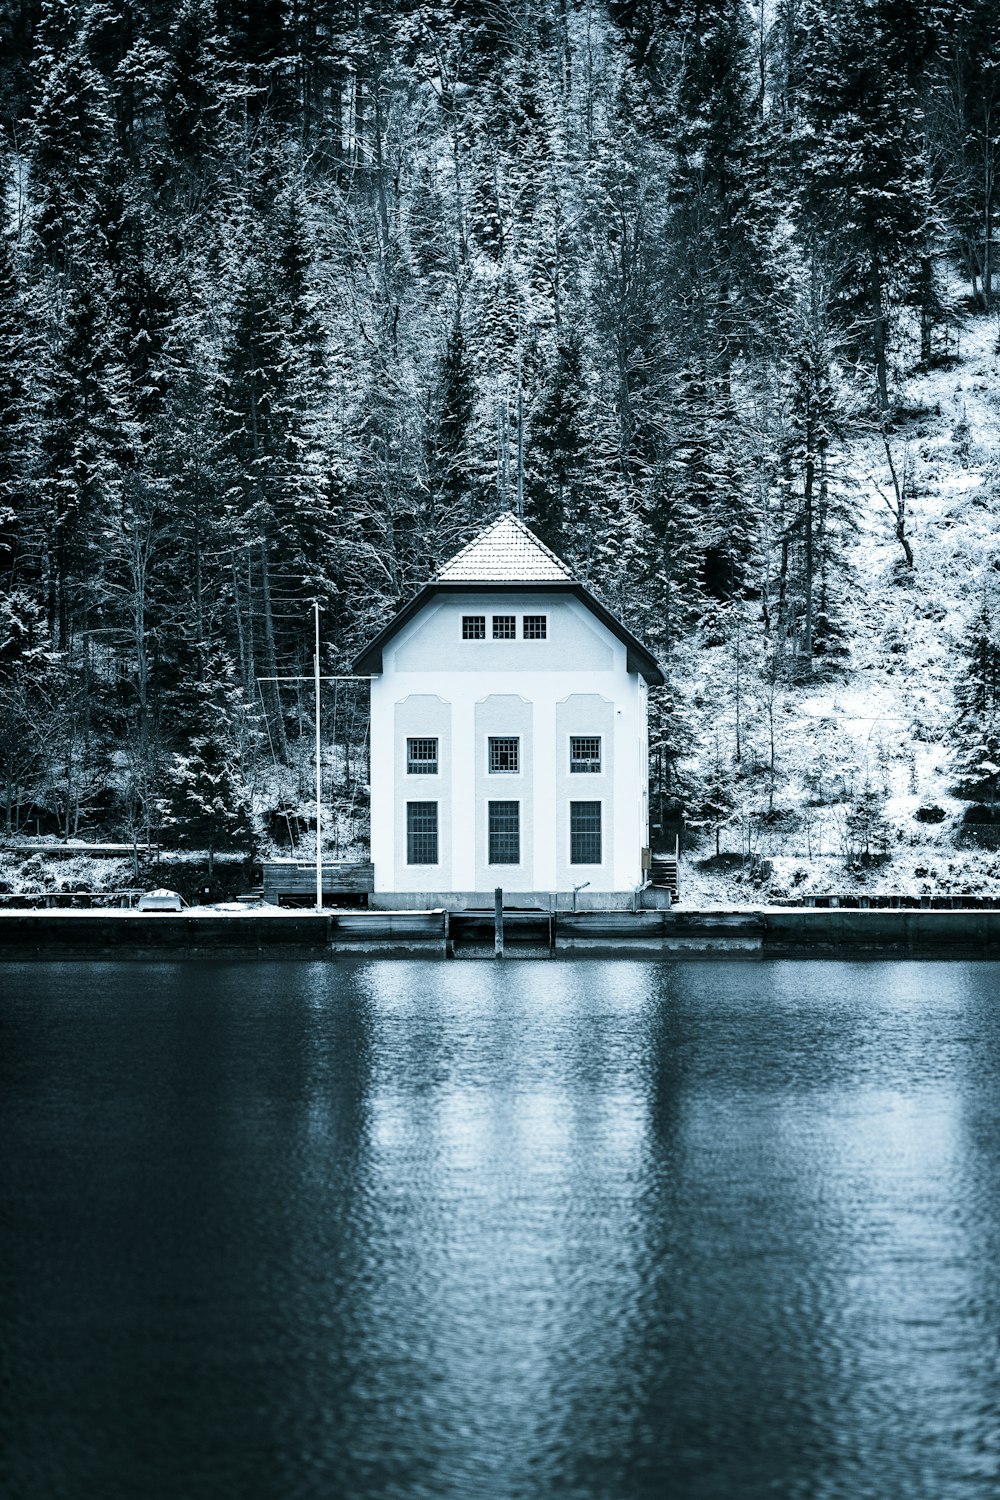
[353,510,664,683]
[435,513,574,583]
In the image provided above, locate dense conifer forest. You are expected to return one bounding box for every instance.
[0,0,998,894]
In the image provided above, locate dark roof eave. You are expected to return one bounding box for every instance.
[351,580,665,685]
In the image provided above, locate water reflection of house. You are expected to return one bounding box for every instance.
[351,514,666,911]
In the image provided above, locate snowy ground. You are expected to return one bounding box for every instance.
[685,295,1000,903]
[0,849,137,896]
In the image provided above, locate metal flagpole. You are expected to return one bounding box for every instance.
[314,602,322,912]
[255,609,371,911]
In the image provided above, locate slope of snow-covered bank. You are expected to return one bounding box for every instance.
[683,299,1000,904]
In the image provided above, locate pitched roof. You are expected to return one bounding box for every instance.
[435,513,573,583]
[352,513,664,684]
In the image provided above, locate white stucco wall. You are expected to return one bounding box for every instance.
[369,591,650,896]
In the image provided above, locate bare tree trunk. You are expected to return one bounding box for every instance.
[880,428,915,569]
[985,147,995,302]
[516,385,524,519]
[557,0,572,94]
[776,534,789,648]
[498,395,511,507]
[127,505,152,733]
[232,554,248,691]
[918,255,933,363]
[873,264,889,413]
[246,552,256,692]
[353,71,364,169]
[193,519,204,667]
[869,304,887,411]
[260,542,289,761]
[63,733,73,839]
[802,410,815,668]
[372,91,390,251]
[733,608,742,764]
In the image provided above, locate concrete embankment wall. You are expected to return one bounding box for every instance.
[554,912,765,955]
[0,912,447,960]
[762,908,1000,956]
[563,909,1000,956]
[1,908,1000,959]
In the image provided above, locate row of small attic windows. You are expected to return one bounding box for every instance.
[462,614,547,640]
[406,800,603,867]
[406,736,602,776]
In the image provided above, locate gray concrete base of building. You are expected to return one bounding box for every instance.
[369,887,674,912]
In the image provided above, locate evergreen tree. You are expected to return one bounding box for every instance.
[37,261,136,648]
[588,92,667,490]
[631,460,705,656]
[524,332,592,558]
[792,0,929,409]
[0,201,36,588]
[770,254,856,676]
[215,165,338,748]
[158,652,257,871]
[30,0,116,264]
[0,0,36,126]
[427,311,476,525]
[84,0,171,160]
[928,0,1000,307]
[952,601,1000,803]
[844,782,893,864]
[164,0,232,167]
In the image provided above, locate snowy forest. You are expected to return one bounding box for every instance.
[1,0,1000,899]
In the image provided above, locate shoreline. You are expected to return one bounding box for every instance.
[1,907,1000,959]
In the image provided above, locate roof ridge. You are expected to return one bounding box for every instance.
[502,513,575,575]
[432,512,506,578]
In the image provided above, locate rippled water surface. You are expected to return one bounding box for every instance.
[3,959,1000,1500]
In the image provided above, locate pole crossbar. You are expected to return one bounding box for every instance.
[256,652,372,911]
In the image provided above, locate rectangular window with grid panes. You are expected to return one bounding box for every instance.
[569,736,601,773]
[570,801,602,864]
[462,615,485,639]
[492,615,516,639]
[406,802,438,864]
[488,801,520,864]
[488,736,519,774]
[406,737,438,775]
[523,615,547,639]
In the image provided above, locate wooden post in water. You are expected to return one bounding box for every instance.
[494,887,503,958]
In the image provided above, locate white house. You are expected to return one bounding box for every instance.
[352,514,665,910]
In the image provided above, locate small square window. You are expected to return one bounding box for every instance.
[570,736,601,773]
[463,616,486,639]
[407,801,439,864]
[523,615,547,639]
[488,800,520,864]
[488,736,519,774]
[407,737,438,775]
[492,615,516,639]
[570,801,602,864]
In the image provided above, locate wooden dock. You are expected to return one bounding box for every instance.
[260,860,375,905]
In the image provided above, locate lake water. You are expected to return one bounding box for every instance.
[2,959,999,1500]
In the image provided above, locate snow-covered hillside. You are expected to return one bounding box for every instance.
[683,299,1000,905]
